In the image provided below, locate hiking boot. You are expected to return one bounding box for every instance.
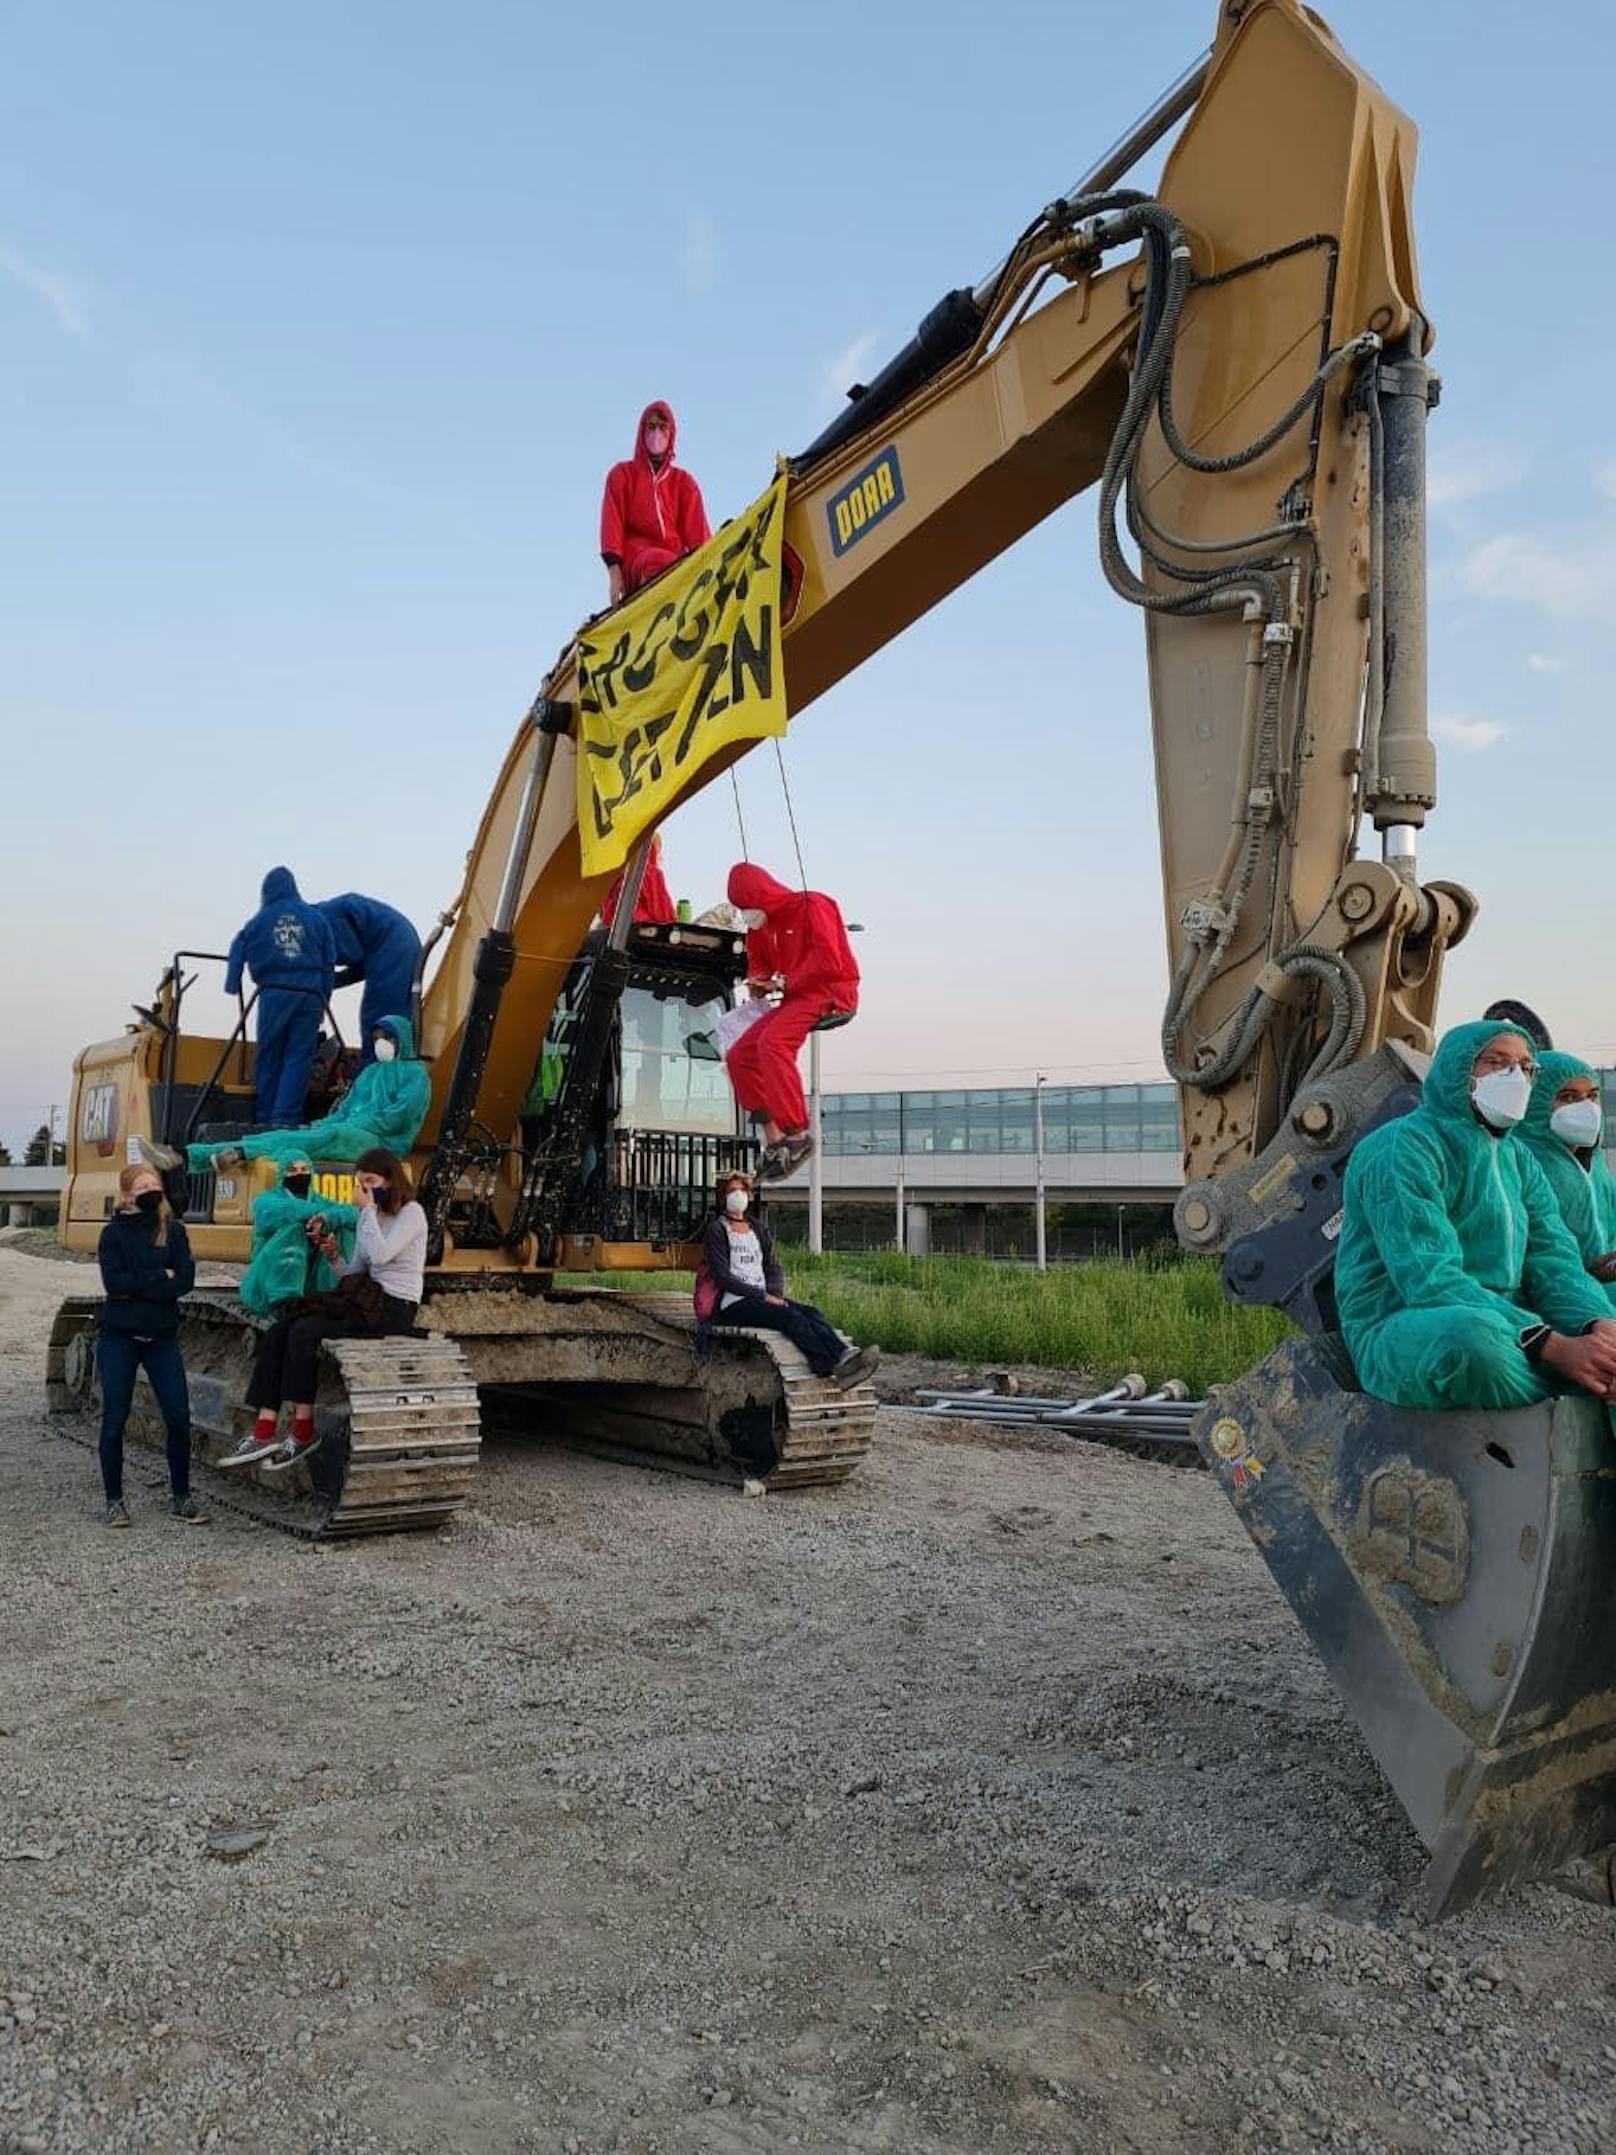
[262,1433,320,1477]
[169,1493,210,1525]
[105,1498,131,1528]
[218,1432,280,1471]
[209,1147,246,1173]
[830,1344,880,1391]
[135,1135,184,1172]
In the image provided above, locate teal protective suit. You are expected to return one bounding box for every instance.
[190,1014,430,1173]
[1336,1019,1613,1410]
[237,1161,359,1317]
[1516,1051,1616,1285]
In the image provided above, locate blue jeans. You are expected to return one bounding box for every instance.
[98,1332,191,1501]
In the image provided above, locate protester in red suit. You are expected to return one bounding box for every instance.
[602,832,677,929]
[724,863,860,1180]
[599,401,710,606]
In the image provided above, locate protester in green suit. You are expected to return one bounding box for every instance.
[1336,1020,1616,1410]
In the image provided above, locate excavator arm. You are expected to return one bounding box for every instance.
[419,0,1472,1280]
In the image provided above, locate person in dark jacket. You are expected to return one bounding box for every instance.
[599,400,710,605]
[95,1163,208,1526]
[317,892,423,1065]
[227,867,337,1127]
[700,1171,878,1390]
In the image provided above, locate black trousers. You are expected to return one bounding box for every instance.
[710,1294,846,1376]
[247,1291,418,1409]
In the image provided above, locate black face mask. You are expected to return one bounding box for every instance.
[134,1190,163,1215]
[284,1173,313,1199]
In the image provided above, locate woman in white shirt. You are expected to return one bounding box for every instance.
[221,1147,427,1475]
[698,1171,878,1392]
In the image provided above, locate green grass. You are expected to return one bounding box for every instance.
[565,1246,1288,1394]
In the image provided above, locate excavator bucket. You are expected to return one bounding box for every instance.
[1199,1338,1616,1916]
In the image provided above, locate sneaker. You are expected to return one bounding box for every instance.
[209,1146,246,1173]
[218,1432,280,1472]
[830,1344,880,1391]
[261,1432,320,1477]
[135,1135,184,1172]
[105,1498,131,1528]
[169,1493,210,1525]
[760,1130,816,1182]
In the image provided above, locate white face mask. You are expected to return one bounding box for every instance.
[725,1189,750,1217]
[1472,1065,1532,1131]
[739,908,766,929]
[1550,1098,1603,1150]
[373,1038,397,1063]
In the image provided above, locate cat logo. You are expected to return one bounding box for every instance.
[827,447,904,558]
[80,1082,120,1159]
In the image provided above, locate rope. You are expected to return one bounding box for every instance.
[729,768,750,862]
[774,740,809,889]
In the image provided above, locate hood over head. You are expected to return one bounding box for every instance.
[372,1013,416,1059]
[1523,1049,1600,1143]
[1422,1018,1536,1127]
[636,400,677,467]
[275,1155,316,1189]
[261,865,300,905]
[726,863,795,916]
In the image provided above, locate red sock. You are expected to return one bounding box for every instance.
[290,1409,315,1447]
[254,1410,277,1441]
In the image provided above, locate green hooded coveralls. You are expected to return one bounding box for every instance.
[189,1013,430,1173]
[1515,1051,1616,1296]
[1335,1019,1613,1410]
[237,1160,359,1318]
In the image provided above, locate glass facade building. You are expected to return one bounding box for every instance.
[819,1083,1180,1157]
[821,1072,1616,1158]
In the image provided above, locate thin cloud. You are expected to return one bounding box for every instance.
[679,215,719,297]
[1598,460,1616,502]
[1432,713,1507,753]
[1462,527,1616,623]
[817,328,882,416]
[1526,652,1565,674]
[1427,441,1522,512]
[0,237,90,338]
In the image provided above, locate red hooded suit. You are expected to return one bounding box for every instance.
[600,401,710,596]
[724,864,860,1131]
[602,838,676,929]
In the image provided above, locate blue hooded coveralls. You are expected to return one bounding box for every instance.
[237,1159,359,1317]
[1516,1051,1616,1303]
[227,868,337,1128]
[189,1014,430,1173]
[1336,1019,1614,1411]
[317,893,422,1066]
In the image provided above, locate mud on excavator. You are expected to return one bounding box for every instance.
[48,0,1616,1910]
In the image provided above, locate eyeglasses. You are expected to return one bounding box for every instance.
[1474,1051,1538,1080]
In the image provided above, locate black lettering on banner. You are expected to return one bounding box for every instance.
[729,604,773,709]
[669,569,714,659]
[581,629,633,715]
[674,643,733,764]
[623,602,677,695]
[586,709,678,840]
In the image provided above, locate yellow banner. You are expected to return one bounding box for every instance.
[575,472,789,876]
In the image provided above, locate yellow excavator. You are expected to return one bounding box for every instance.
[47,0,1616,1911]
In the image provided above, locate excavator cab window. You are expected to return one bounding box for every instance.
[617,983,739,1139]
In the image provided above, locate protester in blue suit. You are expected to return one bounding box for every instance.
[226,867,336,1127]
[318,892,422,1065]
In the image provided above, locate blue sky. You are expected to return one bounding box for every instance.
[4,0,1615,1155]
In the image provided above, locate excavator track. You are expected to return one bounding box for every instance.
[440,1288,877,1490]
[46,1292,481,1540]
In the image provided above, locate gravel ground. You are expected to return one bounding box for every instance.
[2,1242,1614,2155]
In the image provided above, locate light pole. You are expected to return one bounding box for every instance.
[808,920,862,1256]
[1034,1072,1047,1273]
